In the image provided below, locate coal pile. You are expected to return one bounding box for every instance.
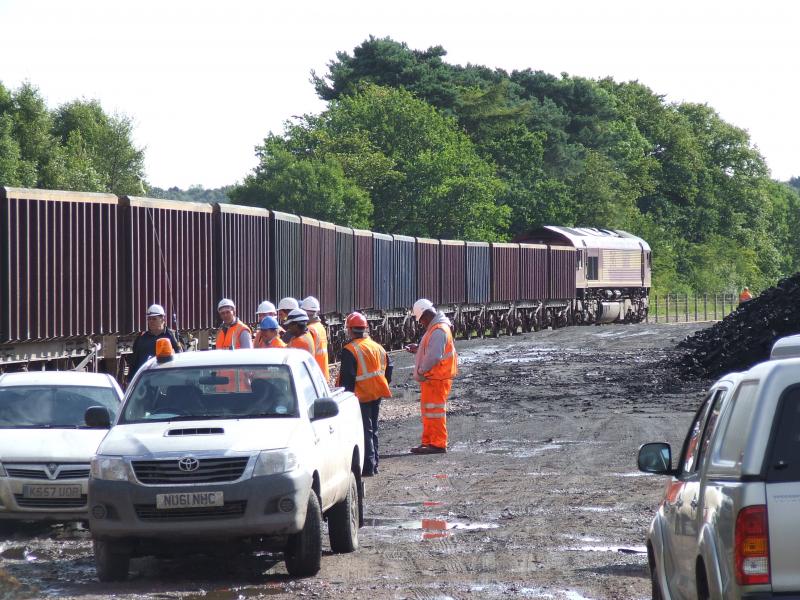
[679,273,800,378]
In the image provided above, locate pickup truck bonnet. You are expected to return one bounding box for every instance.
[98,419,302,456]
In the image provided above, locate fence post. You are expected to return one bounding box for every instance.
[675,293,679,323]
[703,294,707,321]
[694,293,698,322]
[713,294,717,320]
[685,293,689,322]
[654,294,658,323]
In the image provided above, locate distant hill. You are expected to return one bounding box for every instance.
[146,185,232,203]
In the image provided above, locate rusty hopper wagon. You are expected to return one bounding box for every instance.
[0,187,651,376]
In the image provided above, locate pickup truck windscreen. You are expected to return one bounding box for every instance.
[766,385,800,483]
[120,365,298,423]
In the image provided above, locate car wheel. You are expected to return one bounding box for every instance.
[284,491,322,577]
[93,539,130,582]
[328,471,359,553]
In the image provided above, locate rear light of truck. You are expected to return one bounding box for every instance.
[735,505,770,585]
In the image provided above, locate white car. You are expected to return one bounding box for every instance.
[0,371,123,525]
[87,348,365,581]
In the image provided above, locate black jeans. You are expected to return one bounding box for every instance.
[360,399,381,475]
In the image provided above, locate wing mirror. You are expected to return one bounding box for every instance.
[310,397,339,421]
[85,406,112,429]
[637,442,674,475]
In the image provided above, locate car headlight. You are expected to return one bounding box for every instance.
[253,449,298,477]
[90,457,130,482]
[0,462,6,477]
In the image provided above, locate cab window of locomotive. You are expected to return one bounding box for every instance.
[587,256,599,280]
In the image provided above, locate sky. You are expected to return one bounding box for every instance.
[0,1,797,189]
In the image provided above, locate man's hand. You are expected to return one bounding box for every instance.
[404,343,418,354]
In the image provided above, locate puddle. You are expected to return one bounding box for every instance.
[365,517,498,540]
[565,544,647,554]
[387,501,446,509]
[454,439,563,459]
[184,587,285,599]
[609,471,650,477]
[575,506,614,513]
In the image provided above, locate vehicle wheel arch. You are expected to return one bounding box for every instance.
[350,447,364,527]
[698,524,723,598]
[695,556,710,600]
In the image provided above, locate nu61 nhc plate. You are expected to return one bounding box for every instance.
[156,491,224,509]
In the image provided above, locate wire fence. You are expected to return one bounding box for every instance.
[648,293,740,323]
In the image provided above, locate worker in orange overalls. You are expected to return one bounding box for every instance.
[301,296,329,380]
[739,287,753,305]
[254,316,286,349]
[337,312,393,476]
[284,309,315,356]
[405,299,457,454]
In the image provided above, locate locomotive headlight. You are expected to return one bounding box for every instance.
[91,456,130,482]
[253,449,298,476]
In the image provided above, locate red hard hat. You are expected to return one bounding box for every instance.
[346,312,368,329]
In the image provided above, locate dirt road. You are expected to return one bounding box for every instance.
[0,322,708,600]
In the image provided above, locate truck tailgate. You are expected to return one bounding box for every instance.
[766,482,800,590]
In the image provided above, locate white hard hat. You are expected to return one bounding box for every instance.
[257,300,276,315]
[278,297,299,311]
[284,308,309,325]
[217,298,236,311]
[412,298,435,321]
[300,296,320,312]
[146,303,165,317]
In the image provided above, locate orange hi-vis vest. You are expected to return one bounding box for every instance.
[307,321,330,378]
[256,334,286,348]
[739,290,753,303]
[289,331,315,355]
[420,322,457,380]
[266,336,287,348]
[339,337,392,403]
[215,320,252,350]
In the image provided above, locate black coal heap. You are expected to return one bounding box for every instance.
[678,273,800,378]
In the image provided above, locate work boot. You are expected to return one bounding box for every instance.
[412,445,446,454]
[410,444,429,454]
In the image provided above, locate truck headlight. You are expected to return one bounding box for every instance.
[91,457,130,482]
[0,462,6,477]
[253,450,298,476]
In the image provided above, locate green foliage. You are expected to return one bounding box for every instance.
[301,37,798,293]
[0,82,145,194]
[232,85,509,240]
[147,184,233,203]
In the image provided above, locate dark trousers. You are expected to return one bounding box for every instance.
[360,399,381,475]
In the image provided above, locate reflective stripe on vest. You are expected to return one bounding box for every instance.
[422,412,446,419]
[216,320,252,350]
[345,337,392,402]
[308,322,328,357]
[420,322,458,380]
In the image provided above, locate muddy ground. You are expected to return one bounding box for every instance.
[0,322,710,600]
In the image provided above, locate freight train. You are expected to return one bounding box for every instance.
[0,187,651,378]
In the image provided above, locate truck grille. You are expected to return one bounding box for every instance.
[131,457,249,484]
[6,466,90,480]
[134,500,247,520]
[14,495,87,509]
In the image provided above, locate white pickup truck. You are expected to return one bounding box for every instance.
[85,348,365,581]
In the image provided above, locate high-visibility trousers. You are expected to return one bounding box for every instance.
[420,378,451,449]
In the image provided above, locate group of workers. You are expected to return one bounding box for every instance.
[129,295,458,476]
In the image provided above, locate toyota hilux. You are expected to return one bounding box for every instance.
[85,347,365,581]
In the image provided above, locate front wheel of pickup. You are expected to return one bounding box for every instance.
[284,492,322,577]
[328,471,359,553]
[93,540,130,582]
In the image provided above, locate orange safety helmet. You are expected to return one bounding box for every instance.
[346,312,368,329]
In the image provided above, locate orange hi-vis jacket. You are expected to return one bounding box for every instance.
[255,334,286,349]
[739,289,753,303]
[215,320,252,350]
[307,321,330,378]
[338,337,392,403]
[289,331,315,355]
[419,322,458,380]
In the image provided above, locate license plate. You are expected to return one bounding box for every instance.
[23,484,82,499]
[156,491,224,510]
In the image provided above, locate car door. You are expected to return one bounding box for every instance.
[660,391,715,599]
[669,387,727,599]
[296,362,337,509]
